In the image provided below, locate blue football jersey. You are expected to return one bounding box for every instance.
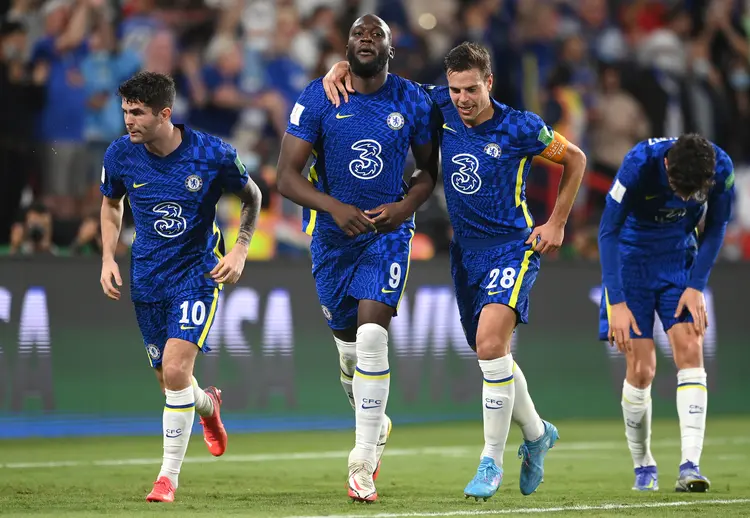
[425,85,554,239]
[100,125,249,302]
[285,75,434,240]
[604,137,735,253]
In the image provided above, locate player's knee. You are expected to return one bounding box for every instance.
[628,362,656,388]
[335,337,357,375]
[673,338,703,369]
[355,323,389,368]
[160,360,192,391]
[475,338,511,361]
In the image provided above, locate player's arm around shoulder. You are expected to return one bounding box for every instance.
[522,112,587,254]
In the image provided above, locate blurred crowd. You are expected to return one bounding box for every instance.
[1,0,750,260]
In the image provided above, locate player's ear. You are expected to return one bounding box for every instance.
[486,73,493,91]
[389,45,395,59]
[160,107,172,122]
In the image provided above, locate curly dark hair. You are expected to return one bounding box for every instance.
[118,72,176,114]
[444,42,492,80]
[666,134,716,199]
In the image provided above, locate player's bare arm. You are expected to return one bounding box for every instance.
[365,140,439,233]
[210,177,262,285]
[526,136,586,254]
[277,132,375,237]
[322,61,354,107]
[100,195,124,301]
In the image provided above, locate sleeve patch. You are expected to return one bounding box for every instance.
[609,179,627,203]
[290,103,305,126]
[726,170,735,190]
[539,132,568,162]
[101,166,106,184]
[537,125,554,146]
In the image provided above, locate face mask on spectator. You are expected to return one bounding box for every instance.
[730,70,750,91]
[28,224,46,243]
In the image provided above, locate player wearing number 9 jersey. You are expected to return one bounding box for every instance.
[598,135,735,493]
[276,14,439,503]
[321,41,586,501]
[99,72,262,503]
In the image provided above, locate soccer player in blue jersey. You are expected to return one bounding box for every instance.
[322,42,587,500]
[99,72,262,503]
[276,14,439,503]
[598,135,735,493]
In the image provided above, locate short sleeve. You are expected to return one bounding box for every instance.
[410,86,434,146]
[607,144,647,207]
[100,143,127,199]
[515,111,556,156]
[285,79,325,144]
[219,143,250,193]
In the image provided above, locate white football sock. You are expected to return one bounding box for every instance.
[511,362,544,441]
[335,337,357,411]
[192,376,214,417]
[350,323,390,466]
[159,386,195,488]
[479,354,515,467]
[622,381,656,467]
[677,368,707,466]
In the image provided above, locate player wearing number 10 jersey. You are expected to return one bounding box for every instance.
[276,14,438,503]
[322,41,586,501]
[99,72,262,502]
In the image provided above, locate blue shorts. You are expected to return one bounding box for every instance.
[133,286,221,368]
[598,250,695,340]
[311,227,414,330]
[450,234,540,350]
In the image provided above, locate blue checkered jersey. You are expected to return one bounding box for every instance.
[425,85,555,240]
[100,125,249,302]
[599,137,735,303]
[285,75,434,241]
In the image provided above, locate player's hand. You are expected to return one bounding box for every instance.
[608,302,642,353]
[210,247,247,284]
[365,202,412,234]
[675,287,708,334]
[322,61,354,107]
[526,220,565,254]
[100,258,122,300]
[330,201,376,237]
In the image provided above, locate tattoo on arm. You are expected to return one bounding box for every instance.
[234,178,262,248]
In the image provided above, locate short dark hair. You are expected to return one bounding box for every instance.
[118,72,176,114]
[444,42,492,79]
[666,134,716,198]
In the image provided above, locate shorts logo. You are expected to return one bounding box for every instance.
[185,175,203,192]
[321,305,332,321]
[484,143,501,158]
[147,344,161,360]
[387,112,405,130]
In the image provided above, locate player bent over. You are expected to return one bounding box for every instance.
[322,41,586,499]
[277,15,439,503]
[99,72,262,502]
[598,134,735,492]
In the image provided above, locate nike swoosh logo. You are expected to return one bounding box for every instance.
[645,195,659,200]
[361,404,380,409]
[488,291,503,295]
[442,123,457,133]
[381,288,397,293]
[180,325,197,330]
[133,182,148,188]
[336,113,354,119]
[484,404,503,409]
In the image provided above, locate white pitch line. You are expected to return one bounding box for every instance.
[285,499,750,518]
[1,436,747,470]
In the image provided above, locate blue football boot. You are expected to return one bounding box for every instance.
[518,420,559,495]
[675,461,710,492]
[632,465,659,491]
[463,456,503,501]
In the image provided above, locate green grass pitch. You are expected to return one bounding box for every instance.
[0,417,748,517]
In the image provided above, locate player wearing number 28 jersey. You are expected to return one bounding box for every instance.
[99,72,262,503]
[322,41,586,501]
[276,15,438,503]
[598,135,735,493]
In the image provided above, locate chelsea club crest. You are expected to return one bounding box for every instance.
[147,344,161,360]
[185,174,203,192]
[387,112,405,130]
[484,143,502,158]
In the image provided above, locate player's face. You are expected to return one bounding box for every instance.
[447,68,493,126]
[346,16,393,78]
[122,100,169,144]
